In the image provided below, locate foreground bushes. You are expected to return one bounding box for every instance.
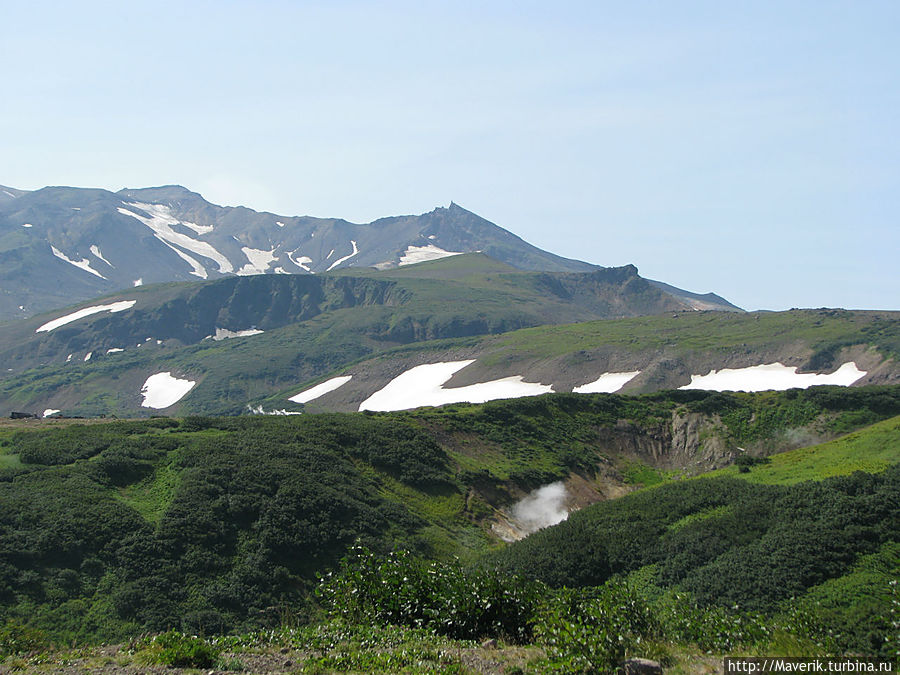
[316,544,897,672]
[316,547,786,672]
[317,546,543,643]
[134,630,221,668]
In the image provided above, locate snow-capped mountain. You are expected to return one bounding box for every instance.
[0,183,739,320]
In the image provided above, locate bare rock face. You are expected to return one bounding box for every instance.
[622,657,663,675]
[669,411,734,471]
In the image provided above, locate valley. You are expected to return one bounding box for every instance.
[1,184,897,672]
[0,387,897,670]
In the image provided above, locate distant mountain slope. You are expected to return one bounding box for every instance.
[266,307,900,414]
[0,256,701,415]
[0,258,896,418]
[0,183,739,320]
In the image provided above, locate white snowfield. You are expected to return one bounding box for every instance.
[573,371,641,394]
[680,361,866,392]
[22,222,32,228]
[51,245,107,279]
[133,279,143,287]
[248,405,302,416]
[398,244,465,266]
[327,240,359,271]
[359,360,554,412]
[288,249,313,272]
[89,245,114,268]
[181,221,214,235]
[140,372,196,409]
[118,202,233,277]
[36,300,137,333]
[237,247,277,275]
[43,409,60,418]
[210,327,264,341]
[288,375,353,404]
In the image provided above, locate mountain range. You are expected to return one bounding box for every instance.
[0,183,737,322]
[2,183,897,420]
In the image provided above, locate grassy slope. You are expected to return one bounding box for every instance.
[485,307,900,362]
[1,256,897,417]
[703,414,900,484]
[0,257,693,416]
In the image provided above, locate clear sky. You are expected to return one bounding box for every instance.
[2,1,897,311]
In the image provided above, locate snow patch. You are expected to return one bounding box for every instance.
[359,360,553,412]
[210,327,264,341]
[182,221,214,235]
[247,405,302,416]
[42,409,61,418]
[21,223,32,228]
[289,376,353,404]
[276,221,285,228]
[118,202,233,276]
[288,249,313,272]
[326,241,359,271]
[90,245,114,267]
[237,247,277,275]
[36,300,137,333]
[133,278,143,287]
[2,190,16,199]
[399,244,464,266]
[679,362,866,392]
[106,348,124,354]
[83,352,92,361]
[140,372,196,409]
[573,371,641,394]
[51,245,107,279]
[66,354,73,363]
[169,244,209,278]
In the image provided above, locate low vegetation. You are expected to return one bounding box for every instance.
[0,386,897,671]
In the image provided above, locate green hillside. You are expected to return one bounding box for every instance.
[0,251,897,418]
[0,257,698,416]
[0,386,898,647]
[704,414,900,484]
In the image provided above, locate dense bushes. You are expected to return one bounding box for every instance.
[314,547,840,671]
[0,416,450,640]
[134,630,221,668]
[494,467,900,616]
[317,546,543,643]
[0,389,897,651]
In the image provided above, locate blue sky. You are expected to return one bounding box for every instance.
[2,1,897,310]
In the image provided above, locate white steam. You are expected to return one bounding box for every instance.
[509,481,569,536]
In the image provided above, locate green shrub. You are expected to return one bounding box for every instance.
[652,591,770,652]
[0,619,47,657]
[533,583,656,673]
[316,546,543,642]
[134,630,221,668]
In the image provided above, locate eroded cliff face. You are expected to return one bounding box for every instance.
[588,412,734,474]
[481,408,842,541]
